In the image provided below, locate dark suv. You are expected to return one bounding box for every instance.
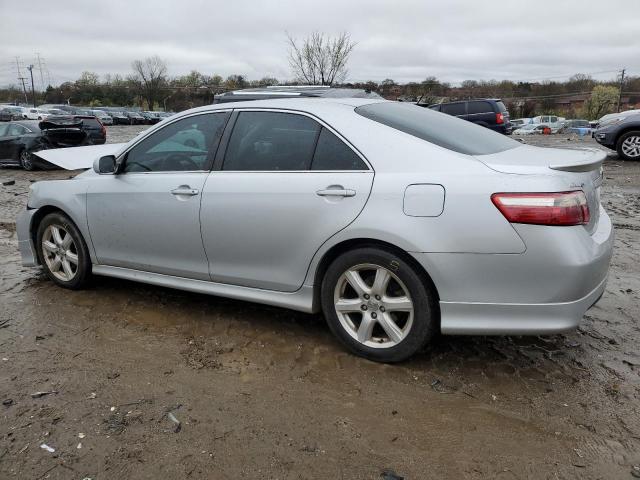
[594,112,640,161]
[426,99,511,134]
[45,115,106,144]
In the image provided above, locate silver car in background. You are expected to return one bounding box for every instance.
[16,98,613,362]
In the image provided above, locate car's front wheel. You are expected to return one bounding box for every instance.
[617,130,640,161]
[36,212,92,289]
[19,150,35,170]
[321,247,437,362]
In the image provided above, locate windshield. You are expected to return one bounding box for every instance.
[355,102,519,155]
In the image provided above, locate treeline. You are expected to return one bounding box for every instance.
[1,69,638,118]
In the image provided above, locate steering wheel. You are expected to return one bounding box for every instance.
[162,153,200,171]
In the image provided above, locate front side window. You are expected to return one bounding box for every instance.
[311,128,367,170]
[223,112,320,171]
[123,112,228,172]
[8,124,26,136]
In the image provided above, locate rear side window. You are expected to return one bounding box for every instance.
[467,101,493,115]
[496,101,508,113]
[223,112,320,171]
[311,128,367,170]
[441,103,466,116]
[355,102,520,156]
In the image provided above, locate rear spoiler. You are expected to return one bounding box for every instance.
[548,148,605,172]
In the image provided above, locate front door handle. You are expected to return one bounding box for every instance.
[171,185,199,196]
[316,188,356,198]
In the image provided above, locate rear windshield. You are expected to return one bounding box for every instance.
[355,102,519,156]
[79,117,101,128]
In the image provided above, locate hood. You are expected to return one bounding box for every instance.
[33,143,127,170]
[598,110,640,127]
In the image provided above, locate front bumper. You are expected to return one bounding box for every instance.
[16,208,39,267]
[411,207,614,335]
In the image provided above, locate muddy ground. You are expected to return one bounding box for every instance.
[0,127,639,479]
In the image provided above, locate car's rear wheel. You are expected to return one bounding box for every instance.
[19,150,35,170]
[321,247,437,362]
[617,130,640,161]
[36,212,92,289]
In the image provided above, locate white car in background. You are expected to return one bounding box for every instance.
[92,110,114,125]
[513,124,547,135]
[21,108,53,120]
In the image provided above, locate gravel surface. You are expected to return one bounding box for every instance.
[0,128,638,479]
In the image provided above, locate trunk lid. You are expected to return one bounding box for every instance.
[475,145,604,234]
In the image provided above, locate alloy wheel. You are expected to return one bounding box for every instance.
[621,136,640,158]
[41,224,79,282]
[20,150,33,170]
[333,263,414,348]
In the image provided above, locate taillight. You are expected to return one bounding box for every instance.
[491,191,590,226]
[496,112,504,124]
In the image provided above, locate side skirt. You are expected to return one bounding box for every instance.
[92,265,316,313]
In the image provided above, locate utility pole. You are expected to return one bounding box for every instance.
[617,68,626,113]
[27,65,36,107]
[18,77,29,104]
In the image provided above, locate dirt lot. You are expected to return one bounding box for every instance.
[0,127,639,479]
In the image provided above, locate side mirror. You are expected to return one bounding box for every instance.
[94,155,116,174]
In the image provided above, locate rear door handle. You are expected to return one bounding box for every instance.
[316,188,356,198]
[171,186,199,196]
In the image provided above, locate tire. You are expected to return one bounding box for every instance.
[616,130,640,161]
[36,212,92,289]
[19,150,35,171]
[321,247,437,363]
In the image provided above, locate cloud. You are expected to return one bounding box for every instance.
[0,0,637,88]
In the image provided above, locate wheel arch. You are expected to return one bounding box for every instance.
[312,237,441,315]
[615,126,640,144]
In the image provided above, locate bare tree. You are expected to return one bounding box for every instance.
[131,56,167,110]
[286,32,355,85]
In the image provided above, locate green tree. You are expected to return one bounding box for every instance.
[581,85,619,120]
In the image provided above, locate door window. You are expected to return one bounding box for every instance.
[467,101,493,115]
[123,112,228,172]
[441,103,466,116]
[7,124,26,136]
[311,128,367,170]
[0,124,8,136]
[223,111,320,171]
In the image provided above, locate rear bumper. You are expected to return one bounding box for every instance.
[16,208,39,267]
[411,207,614,335]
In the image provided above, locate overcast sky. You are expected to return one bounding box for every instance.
[1,0,638,89]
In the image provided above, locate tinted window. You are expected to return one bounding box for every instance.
[355,102,520,156]
[441,103,466,116]
[496,101,508,113]
[311,128,367,170]
[8,124,27,136]
[124,113,228,172]
[467,101,493,115]
[223,112,320,171]
[78,117,101,128]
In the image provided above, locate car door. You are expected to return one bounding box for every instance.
[200,110,374,292]
[0,123,26,160]
[86,111,230,280]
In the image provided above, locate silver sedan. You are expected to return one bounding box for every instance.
[17,98,613,362]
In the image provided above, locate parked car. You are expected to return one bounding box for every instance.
[91,110,113,126]
[565,119,592,136]
[109,111,130,125]
[0,119,89,170]
[19,99,612,362]
[596,109,640,128]
[426,99,511,134]
[43,115,106,144]
[513,124,547,135]
[594,111,640,160]
[124,111,146,125]
[138,112,160,124]
[509,118,527,129]
[0,106,24,121]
